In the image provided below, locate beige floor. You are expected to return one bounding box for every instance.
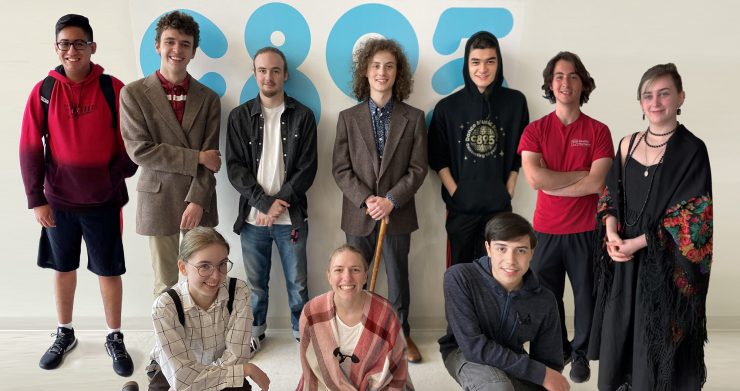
[0,330,736,390]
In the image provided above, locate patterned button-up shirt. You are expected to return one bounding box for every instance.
[367,98,401,209]
[151,278,253,390]
[368,98,394,160]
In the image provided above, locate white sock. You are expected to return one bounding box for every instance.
[107,327,121,336]
[58,322,73,330]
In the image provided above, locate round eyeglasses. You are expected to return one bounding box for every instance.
[185,259,234,277]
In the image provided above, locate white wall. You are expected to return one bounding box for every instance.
[1,0,738,331]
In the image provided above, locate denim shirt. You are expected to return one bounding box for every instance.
[225,94,318,232]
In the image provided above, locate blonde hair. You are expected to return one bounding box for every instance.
[327,244,368,272]
[178,227,230,262]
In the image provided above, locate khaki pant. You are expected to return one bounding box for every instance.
[148,234,180,296]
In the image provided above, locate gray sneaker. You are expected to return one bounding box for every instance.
[39,327,77,370]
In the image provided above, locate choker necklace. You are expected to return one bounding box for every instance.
[644,124,678,148]
[647,126,677,137]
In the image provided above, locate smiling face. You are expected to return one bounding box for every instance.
[155,28,196,82]
[485,235,533,292]
[178,243,229,308]
[640,75,685,128]
[327,249,368,301]
[468,48,498,93]
[366,50,397,97]
[551,59,583,107]
[254,51,287,99]
[55,26,96,81]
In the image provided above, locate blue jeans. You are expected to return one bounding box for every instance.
[240,221,308,339]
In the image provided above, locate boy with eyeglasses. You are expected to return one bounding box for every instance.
[19,14,137,375]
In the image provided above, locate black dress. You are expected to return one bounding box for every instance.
[591,127,711,391]
[594,159,659,390]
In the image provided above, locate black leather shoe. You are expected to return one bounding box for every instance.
[569,351,591,383]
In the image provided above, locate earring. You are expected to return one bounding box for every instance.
[642,113,645,120]
[677,108,682,115]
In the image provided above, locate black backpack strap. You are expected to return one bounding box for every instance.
[166,289,185,327]
[37,74,116,163]
[227,277,237,314]
[98,74,117,130]
[39,76,56,164]
[168,279,234,326]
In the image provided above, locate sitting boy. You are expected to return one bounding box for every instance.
[439,212,570,391]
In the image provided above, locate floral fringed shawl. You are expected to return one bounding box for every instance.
[591,124,712,390]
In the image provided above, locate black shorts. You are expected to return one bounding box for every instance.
[37,206,126,276]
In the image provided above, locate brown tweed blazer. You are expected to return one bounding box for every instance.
[332,100,428,237]
[120,73,220,236]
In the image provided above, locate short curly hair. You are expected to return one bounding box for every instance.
[541,51,595,106]
[156,11,200,50]
[351,38,413,102]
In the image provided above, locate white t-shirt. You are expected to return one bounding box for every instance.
[335,306,364,377]
[247,103,291,225]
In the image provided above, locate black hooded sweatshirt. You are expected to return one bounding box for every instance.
[428,31,529,214]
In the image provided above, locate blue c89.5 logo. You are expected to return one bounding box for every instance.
[139,3,514,122]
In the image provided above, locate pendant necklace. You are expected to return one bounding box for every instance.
[643,135,666,177]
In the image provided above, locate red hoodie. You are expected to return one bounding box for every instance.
[20,63,137,211]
